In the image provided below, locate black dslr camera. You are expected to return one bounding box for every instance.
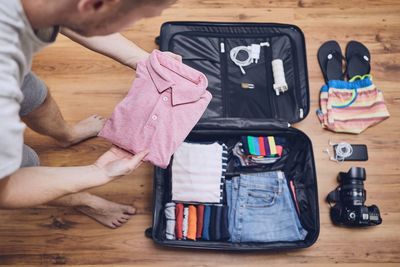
[327,167,382,227]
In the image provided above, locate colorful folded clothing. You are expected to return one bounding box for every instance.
[233,136,285,166]
[317,76,389,134]
[241,136,282,157]
[170,203,230,242]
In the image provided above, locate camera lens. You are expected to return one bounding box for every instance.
[340,185,365,206]
[339,167,366,206]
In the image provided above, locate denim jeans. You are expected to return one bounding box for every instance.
[225,171,307,243]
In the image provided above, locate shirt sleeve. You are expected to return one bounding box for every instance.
[0,97,25,179]
[0,6,27,179]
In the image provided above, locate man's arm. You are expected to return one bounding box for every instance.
[61,28,149,69]
[61,28,182,69]
[0,148,148,209]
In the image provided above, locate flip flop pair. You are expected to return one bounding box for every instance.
[318,40,371,83]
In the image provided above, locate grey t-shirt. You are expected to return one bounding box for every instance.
[0,0,58,178]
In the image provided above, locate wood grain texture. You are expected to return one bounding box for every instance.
[0,0,399,265]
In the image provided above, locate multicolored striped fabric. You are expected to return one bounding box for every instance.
[241,136,282,157]
[317,77,390,134]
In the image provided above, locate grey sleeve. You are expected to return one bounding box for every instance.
[0,97,25,179]
[0,6,27,179]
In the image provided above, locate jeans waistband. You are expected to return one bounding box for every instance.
[234,171,285,192]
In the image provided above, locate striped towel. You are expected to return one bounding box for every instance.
[317,76,389,134]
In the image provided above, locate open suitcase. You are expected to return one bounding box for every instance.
[145,22,320,251]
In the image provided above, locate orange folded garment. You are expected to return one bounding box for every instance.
[187,205,197,240]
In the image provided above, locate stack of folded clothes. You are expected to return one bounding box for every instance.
[165,141,230,241]
[165,203,230,241]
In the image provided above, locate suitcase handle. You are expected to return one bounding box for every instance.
[144,227,153,239]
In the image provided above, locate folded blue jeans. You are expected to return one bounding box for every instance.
[225,171,307,243]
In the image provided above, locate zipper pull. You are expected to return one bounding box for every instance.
[220,42,225,53]
[299,108,304,119]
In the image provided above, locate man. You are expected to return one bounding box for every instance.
[0,0,180,229]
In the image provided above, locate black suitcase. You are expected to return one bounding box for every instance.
[145,22,320,251]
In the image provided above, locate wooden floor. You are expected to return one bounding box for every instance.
[1,0,399,265]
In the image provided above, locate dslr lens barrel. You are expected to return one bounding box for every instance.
[338,167,366,206]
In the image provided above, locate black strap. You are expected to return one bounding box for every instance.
[324,50,344,81]
[326,187,341,204]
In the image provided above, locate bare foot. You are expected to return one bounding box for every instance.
[76,196,136,229]
[60,115,106,147]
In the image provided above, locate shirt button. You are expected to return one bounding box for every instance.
[151,115,158,121]
[162,96,168,102]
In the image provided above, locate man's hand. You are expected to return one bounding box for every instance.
[94,147,149,180]
[0,146,148,209]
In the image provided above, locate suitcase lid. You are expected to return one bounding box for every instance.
[157,21,310,128]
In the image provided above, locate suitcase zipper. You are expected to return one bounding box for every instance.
[263,38,277,118]
[299,108,304,119]
[220,42,225,53]
[220,39,229,117]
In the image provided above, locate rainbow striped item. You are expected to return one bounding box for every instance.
[316,77,390,134]
[241,136,282,157]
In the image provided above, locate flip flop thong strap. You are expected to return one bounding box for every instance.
[326,50,343,64]
[348,53,371,74]
[325,50,344,79]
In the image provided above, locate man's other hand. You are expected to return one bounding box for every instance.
[94,147,149,180]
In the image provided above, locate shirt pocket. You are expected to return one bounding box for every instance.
[246,187,277,208]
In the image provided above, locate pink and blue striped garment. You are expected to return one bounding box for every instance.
[317,76,389,134]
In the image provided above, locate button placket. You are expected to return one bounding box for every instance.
[162,88,172,104]
[144,89,172,148]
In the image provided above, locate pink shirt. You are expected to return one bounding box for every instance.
[99,50,212,168]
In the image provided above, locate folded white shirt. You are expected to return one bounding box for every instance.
[172,142,226,203]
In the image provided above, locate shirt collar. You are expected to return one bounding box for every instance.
[146,50,208,106]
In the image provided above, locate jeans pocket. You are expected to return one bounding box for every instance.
[246,188,277,208]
